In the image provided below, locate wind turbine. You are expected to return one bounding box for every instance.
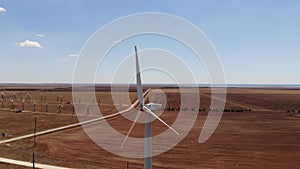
[121,46,179,169]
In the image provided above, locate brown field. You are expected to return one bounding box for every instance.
[0,87,300,168]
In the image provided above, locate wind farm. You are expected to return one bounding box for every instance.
[0,47,300,168]
[1,85,300,168]
[1,1,300,168]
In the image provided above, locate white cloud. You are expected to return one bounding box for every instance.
[36,34,44,37]
[61,54,79,61]
[15,40,44,48]
[0,7,6,12]
[68,54,78,58]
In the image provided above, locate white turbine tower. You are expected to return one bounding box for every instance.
[121,46,179,169]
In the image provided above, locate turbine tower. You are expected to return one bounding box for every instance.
[122,46,179,169]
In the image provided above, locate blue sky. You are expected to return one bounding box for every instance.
[0,0,299,84]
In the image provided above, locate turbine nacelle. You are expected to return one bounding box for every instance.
[145,102,162,111]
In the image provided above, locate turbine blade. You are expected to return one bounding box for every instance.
[121,110,142,148]
[135,46,144,108]
[143,106,179,135]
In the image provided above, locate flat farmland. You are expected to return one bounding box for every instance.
[0,87,300,168]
